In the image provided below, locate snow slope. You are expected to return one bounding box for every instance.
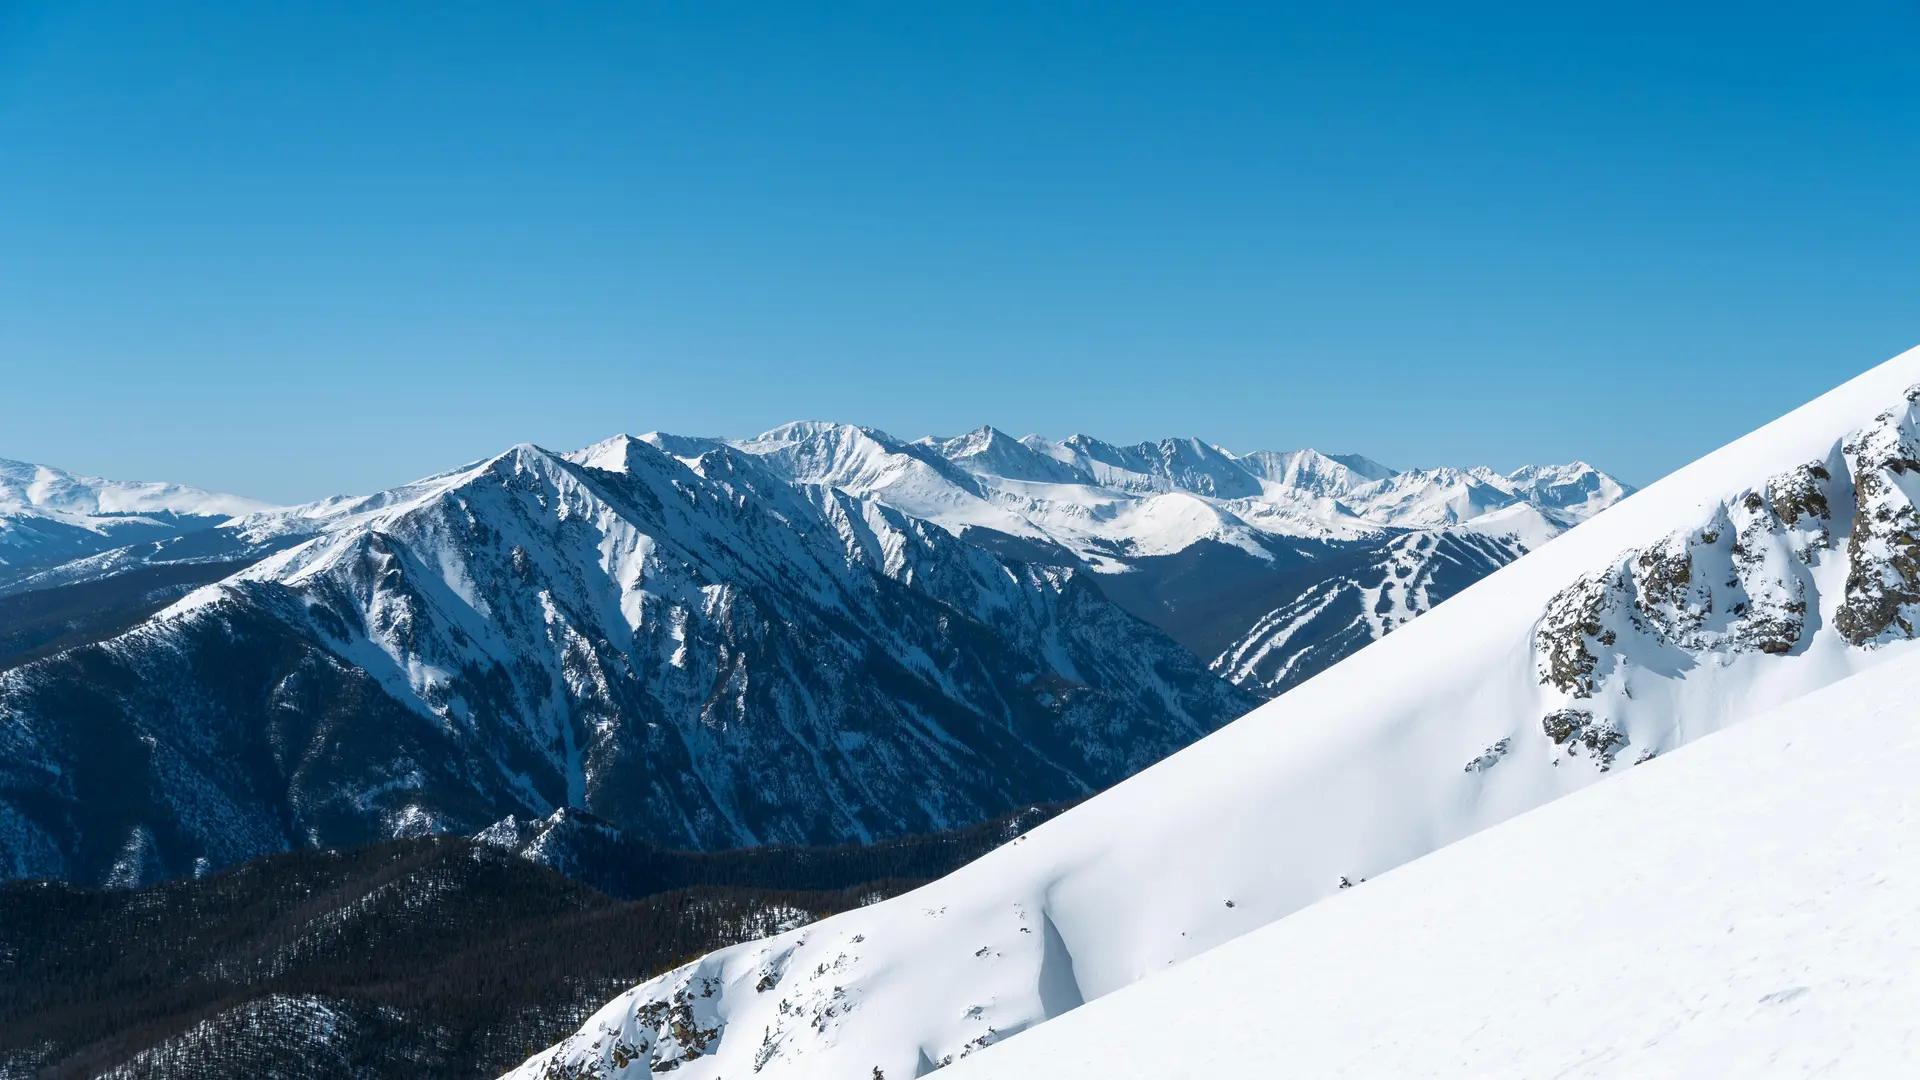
[506,345,1920,1080]
[950,643,1920,1079]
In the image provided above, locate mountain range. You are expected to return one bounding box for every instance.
[0,432,1625,886]
[507,348,1920,1079]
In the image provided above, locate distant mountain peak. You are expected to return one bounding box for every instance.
[0,457,269,519]
[0,417,1632,900]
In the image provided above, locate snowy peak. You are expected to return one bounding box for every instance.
[1343,466,1521,527]
[1339,460,1630,531]
[912,426,1631,552]
[733,421,973,493]
[1027,433,1267,499]
[0,413,1256,882]
[0,457,269,519]
[0,458,278,583]
[1504,460,1632,518]
[1234,447,1393,497]
[727,421,1045,538]
[924,427,1093,486]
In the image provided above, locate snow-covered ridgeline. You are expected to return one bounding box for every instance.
[0,457,271,580]
[0,458,267,519]
[742,420,1626,557]
[506,345,1920,1080]
[0,420,1627,885]
[0,433,1254,882]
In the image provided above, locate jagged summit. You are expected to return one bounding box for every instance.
[1234,446,1394,495]
[924,426,1091,486]
[0,420,1253,883]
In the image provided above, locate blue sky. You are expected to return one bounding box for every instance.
[2,2,1917,502]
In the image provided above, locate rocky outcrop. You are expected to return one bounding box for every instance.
[1536,457,1844,696]
[1462,738,1510,773]
[1533,388,1920,772]
[1540,708,1625,767]
[1835,394,1920,645]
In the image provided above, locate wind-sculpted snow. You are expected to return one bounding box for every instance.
[507,346,1920,1080]
[944,637,1920,1079]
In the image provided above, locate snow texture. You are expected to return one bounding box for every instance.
[950,646,1920,1079]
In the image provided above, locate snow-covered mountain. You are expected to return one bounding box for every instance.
[0,427,1623,886]
[720,423,1630,694]
[505,346,1920,1080]
[0,458,269,586]
[0,439,1251,883]
[0,458,265,519]
[1210,528,1524,695]
[947,644,1920,1079]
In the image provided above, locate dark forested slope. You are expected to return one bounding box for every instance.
[0,806,1059,1079]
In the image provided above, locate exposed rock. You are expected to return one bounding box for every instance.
[1537,453,1848,689]
[1836,400,1920,645]
[1463,738,1511,773]
[1767,462,1834,530]
[1536,575,1616,696]
[1541,708,1593,746]
[1630,530,1709,642]
[1540,708,1625,767]
[1579,720,1626,760]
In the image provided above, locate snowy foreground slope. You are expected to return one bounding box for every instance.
[507,346,1920,1079]
[949,647,1920,1080]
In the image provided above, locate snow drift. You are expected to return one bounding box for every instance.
[949,632,1920,1078]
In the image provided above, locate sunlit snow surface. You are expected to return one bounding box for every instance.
[0,458,267,519]
[952,648,1920,1079]
[505,344,1920,1080]
[0,457,270,580]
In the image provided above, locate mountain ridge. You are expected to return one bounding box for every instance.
[0,425,1628,888]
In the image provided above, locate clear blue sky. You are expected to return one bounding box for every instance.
[3,2,1917,502]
